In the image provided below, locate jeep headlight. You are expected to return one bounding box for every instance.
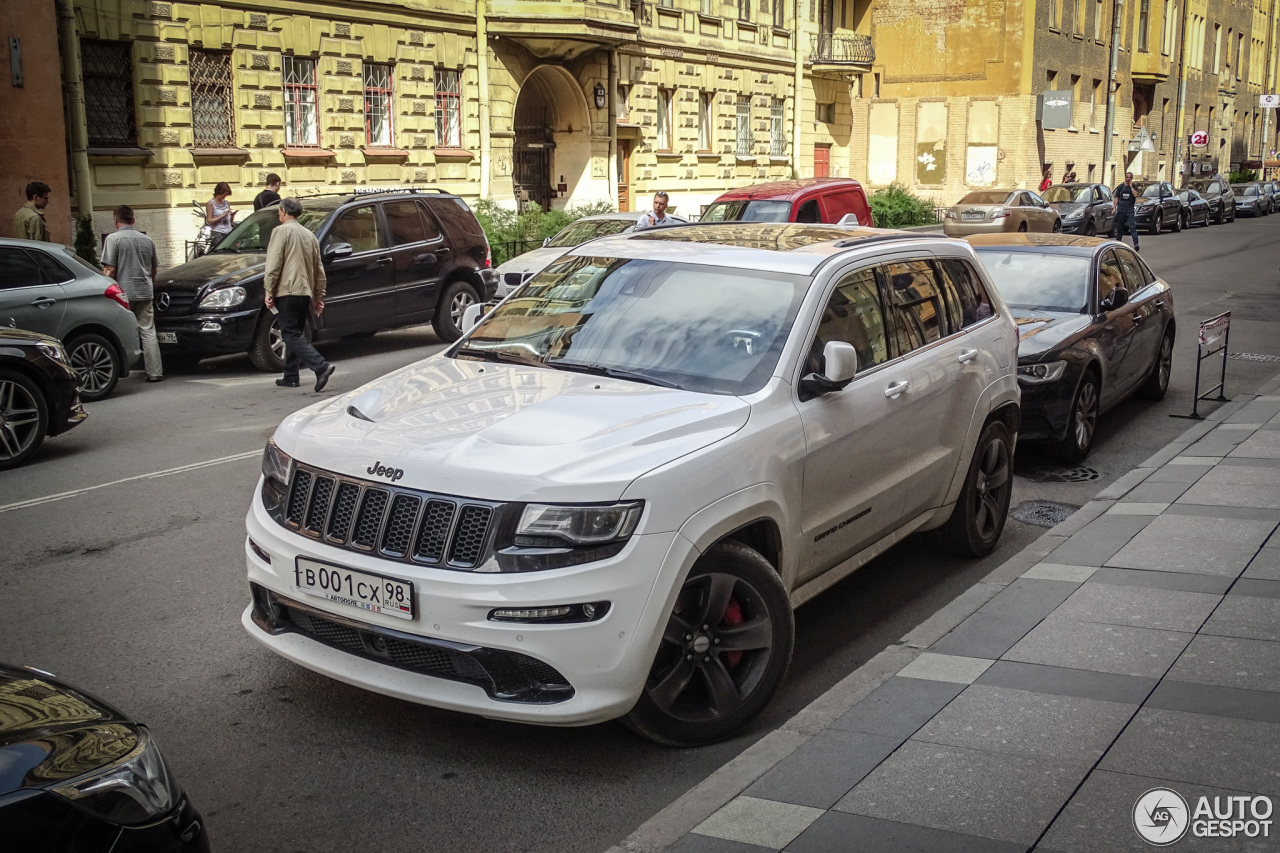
[260,440,293,518]
[515,502,643,547]
[1017,360,1067,384]
[53,728,180,825]
[198,286,247,309]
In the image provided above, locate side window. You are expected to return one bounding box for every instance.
[1098,185,1112,201]
[0,248,45,289]
[326,205,382,254]
[805,267,888,376]
[31,250,75,284]
[937,258,995,328]
[795,199,820,223]
[429,197,484,240]
[415,201,443,240]
[383,201,428,246]
[882,259,948,355]
[1115,249,1149,292]
[1097,251,1123,307]
[1208,181,1220,194]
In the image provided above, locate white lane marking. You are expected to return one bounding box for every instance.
[0,450,261,514]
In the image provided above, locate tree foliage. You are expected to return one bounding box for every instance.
[868,184,938,228]
[473,199,617,265]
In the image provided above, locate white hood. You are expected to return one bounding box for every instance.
[494,247,571,289]
[276,356,751,504]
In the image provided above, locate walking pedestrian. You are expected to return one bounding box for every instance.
[102,205,163,382]
[253,174,282,211]
[634,191,673,230]
[263,197,335,392]
[1038,166,1053,193]
[1112,171,1140,251]
[206,181,236,244]
[13,181,52,242]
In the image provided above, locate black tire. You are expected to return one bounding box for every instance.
[0,368,49,470]
[1052,220,1063,233]
[1084,221,1097,237]
[1017,222,1028,233]
[66,332,121,402]
[1228,205,1236,222]
[1136,326,1175,401]
[624,541,793,747]
[1150,213,1162,235]
[1172,210,1183,232]
[1055,369,1100,463]
[1212,203,1223,224]
[432,279,481,343]
[248,311,306,372]
[930,419,1014,557]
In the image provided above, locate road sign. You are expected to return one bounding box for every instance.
[1191,130,1209,148]
[1261,94,1280,109]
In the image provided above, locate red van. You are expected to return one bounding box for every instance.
[700,178,873,226]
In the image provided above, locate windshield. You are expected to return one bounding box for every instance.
[958,192,1012,205]
[1138,184,1164,198]
[1042,186,1093,203]
[976,251,1091,313]
[546,218,634,248]
[454,255,809,395]
[211,207,329,253]
[700,200,792,223]
[1234,185,1258,196]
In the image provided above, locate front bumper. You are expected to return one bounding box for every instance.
[155,307,259,356]
[242,492,687,725]
[1059,218,1089,233]
[942,218,1014,237]
[1014,369,1080,443]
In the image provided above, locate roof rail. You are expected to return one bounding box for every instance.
[349,187,450,196]
[831,232,942,249]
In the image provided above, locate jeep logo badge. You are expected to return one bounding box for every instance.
[367,461,404,482]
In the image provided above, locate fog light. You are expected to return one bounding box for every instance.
[488,602,610,623]
[248,538,271,564]
[201,321,221,332]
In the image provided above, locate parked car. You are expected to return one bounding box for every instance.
[493,211,688,298]
[0,328,86,469]
[1042,183,1115,236]
[700,178,873,227]
[968,234,1174,462]
[243,223,1019,746]
[942,189,1062,236]
[1176,188,1212,228]
[1232,183,1271,216]
[0,663,210,852]
[0,238,140,401]
[152,189,497,371]
[1130,181,1184,234]
[1184,178,1235,223]
[1260,180,1280,214]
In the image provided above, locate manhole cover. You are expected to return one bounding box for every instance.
[1028,466,1101,483]
[1011,500,1081,528]
[1227,352,1280,363]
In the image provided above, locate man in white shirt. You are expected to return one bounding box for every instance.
[634,191,672,230]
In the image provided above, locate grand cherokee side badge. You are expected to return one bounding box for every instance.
[367,461,404,482]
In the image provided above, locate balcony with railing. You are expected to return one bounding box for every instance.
[809,32,875,70]
[486,0,639,56]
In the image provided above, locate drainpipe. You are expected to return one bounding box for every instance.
[1101,0,1125,178]
[57,0,93,222]
[609,48,618,207]
[1171,0,1191,175]
[791,0,804,179]
[477,1,491,199]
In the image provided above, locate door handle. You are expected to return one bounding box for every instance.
[884,380,910,399]
[1155,300,1165,308]
[435,246,452,255]
[376,257,393,266]
[958,348,978,364]
[1131,312,1144,323]
[30,297,57,308]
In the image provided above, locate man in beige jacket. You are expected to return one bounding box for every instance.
[263,197,335,391]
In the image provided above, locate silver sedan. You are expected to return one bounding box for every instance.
[943,189,1062,237]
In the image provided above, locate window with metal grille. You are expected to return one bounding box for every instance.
[698,91,713,151]
[736,94,752,155]
[82,40,136,147]
[283,56,318,146]
[435,68,462,148]
[364,63,394,146]
[190,50,234,148]
[657,88,671,151]
[770,98,786,156]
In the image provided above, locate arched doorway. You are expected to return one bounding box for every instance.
[512,66,590,212]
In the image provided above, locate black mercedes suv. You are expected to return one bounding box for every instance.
[153,189,497,371]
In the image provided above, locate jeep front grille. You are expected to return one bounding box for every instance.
[279,464,499,569]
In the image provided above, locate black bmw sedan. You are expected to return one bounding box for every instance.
[0,665,210,852]
[966,234,1175,461]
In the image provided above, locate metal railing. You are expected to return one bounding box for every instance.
[809,32,875,65]
[491,240,543,266]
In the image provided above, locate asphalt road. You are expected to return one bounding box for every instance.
[2,216,1279,853]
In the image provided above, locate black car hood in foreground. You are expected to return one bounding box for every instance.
[1009,308,1092,360]
[0,665,138,796]
[158,252,265,292]
[0,328,61,348]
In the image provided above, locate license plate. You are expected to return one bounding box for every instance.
[961,211,985,220]
[157,332,177,344]
[293,558,414,620]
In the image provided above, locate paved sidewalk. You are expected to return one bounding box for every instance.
[612,377,1280,853]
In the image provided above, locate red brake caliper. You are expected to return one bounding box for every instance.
[721,598,744,668]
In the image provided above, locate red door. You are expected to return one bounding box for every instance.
[813,145,831,178]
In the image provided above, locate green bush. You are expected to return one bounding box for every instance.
[1229,168,1257,183]
[868,184,938,228]
[473,199,617,265]
[74,214,101,269]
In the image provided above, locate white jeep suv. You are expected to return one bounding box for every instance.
[244,224,1019,746]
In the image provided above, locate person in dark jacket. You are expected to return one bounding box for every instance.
[1112,171,1140,251]
[254,174,282,211]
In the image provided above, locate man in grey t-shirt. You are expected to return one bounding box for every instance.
[102,205,163,382]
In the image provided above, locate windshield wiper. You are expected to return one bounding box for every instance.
[453,347,544,367]
[546,360,684,390]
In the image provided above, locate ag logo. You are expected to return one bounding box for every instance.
[1134,787,1190,846]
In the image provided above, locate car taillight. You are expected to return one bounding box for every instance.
[943,210,956,219]
[991,208,1011,219]
[105,283,130,310]
[484,243,492,269]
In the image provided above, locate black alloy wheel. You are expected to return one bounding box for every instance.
[930,419,1014,557]
[625,541,793,747]
[1084,221,1097,236]
[249,310,309,372]
[1151,213,1162,235]
[1052,220,1063,233]
[1137,327,1175,401]
[1170,208,1182,232]
[1056,370,1100,463]
[431,280,481,343]
[1181,211,1190,230]
[0,368,49,470]
[66,332,121,402]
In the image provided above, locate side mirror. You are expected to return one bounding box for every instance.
[542,237,551,248]
[800,341,858,397]
[325,242,353,261]
[460,301,497,335]
[1102,286,1129,311]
